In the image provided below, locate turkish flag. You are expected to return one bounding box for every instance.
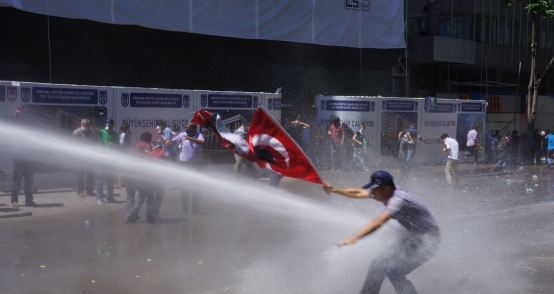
[192,110,254,160]
[248,107,323,184]
[193,107,323,184]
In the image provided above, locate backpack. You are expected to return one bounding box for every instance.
[497,138,507,151]
[343,124,355,138]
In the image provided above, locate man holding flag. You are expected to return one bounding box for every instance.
[232,121,258,179]
[323,171,440,294]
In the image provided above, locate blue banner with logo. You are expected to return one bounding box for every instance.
[326,100,370,111]
[385,100,415,111]
[460,103,483,112]
[32,87,98,104]
[207,94,252,108]
[129,93,182,108]
[428,103,454,113]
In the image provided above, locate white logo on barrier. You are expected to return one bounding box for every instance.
[21,88,31,102]
[7,87,17,102]
[100,91,107,105]
[121,94,129,107]
[345,0,371,11]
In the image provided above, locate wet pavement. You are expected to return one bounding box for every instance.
[1,162,554,293]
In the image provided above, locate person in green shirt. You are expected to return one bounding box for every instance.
[96,118,119,204]
[98,118,119,147]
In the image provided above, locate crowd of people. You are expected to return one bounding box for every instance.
[11,104,554,226]
[69,116,205,224]
[483,128,522,167]
[11,109,551,293]
[282,116,370,173]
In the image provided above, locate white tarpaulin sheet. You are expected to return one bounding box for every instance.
[0,0,405,49]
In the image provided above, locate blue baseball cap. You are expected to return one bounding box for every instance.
[362,170,394,190]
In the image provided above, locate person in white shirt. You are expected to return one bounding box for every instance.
[441,133,459,189]
[465,126,479,163]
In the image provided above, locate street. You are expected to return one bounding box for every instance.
[1,162,554,294]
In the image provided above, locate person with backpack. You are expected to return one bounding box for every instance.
[546,130,554,168]
[495,132,511,166]
[399,125,425,166]
[342,123,355,171]
[509,130,520,167]
[327,117,345,171]
[484,129,498,164]
[351,123,369,172]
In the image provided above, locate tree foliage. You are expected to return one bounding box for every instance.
[502,0,554,16]
[502,0,554,130]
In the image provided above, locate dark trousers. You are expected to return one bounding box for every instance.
[76,169,94,194]
[342,145,354,170]
[360,231,440,294]
[233,154,258,178]
[532,146,543,164]
[484,148,496,163]
[467,145,478,163]
[151,184,164,218]
[96,165,114,201]
[180,161,202,213]
[330,142,341,170]
[11,161,33,203]
[125,179,155,220]
[510,149,519,167]
[165,153,178,163]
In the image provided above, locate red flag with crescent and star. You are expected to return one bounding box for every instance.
[248,106,322,184]
[192,106,322,184]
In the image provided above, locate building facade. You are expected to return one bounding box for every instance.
[404,0,554,100]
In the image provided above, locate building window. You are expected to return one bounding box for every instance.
[498,18,512,45]
[440,14,472,41]
[439,16,450,37]
[483,17,497,44]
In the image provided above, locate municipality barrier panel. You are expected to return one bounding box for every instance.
[0,80,280,190]
[316,95,487,165]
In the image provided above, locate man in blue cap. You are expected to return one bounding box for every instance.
[323,170,440,294]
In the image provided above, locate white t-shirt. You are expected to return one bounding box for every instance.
[466,129,477,146]
[444,137,459,160]
[119,133,126,145]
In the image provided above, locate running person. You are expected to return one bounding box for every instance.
[323,170,440,294]
[398,125,424,171]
